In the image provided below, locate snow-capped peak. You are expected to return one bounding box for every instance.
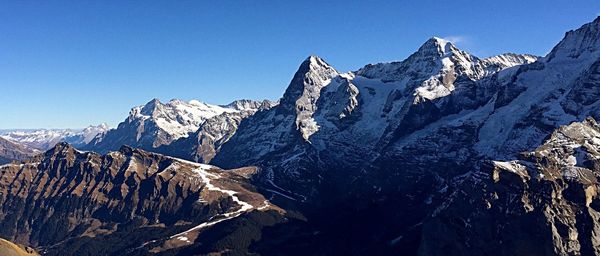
[127,98,238,142]
[305,55,332,68]
[356,37,473,83]
[420,37,456,56]
[188,99,204,106]
[276,56,339,140]
[140,98,161,116]
[481,53,539,76]
[280,55,338,108]
[80,123,110,144]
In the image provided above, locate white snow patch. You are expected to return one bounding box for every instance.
[169,165,255,240]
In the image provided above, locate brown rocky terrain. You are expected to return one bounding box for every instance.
[0,143,286,255]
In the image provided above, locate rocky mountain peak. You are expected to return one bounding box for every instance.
[417,37,458,57]
[44,142,76,157]
[306,55,332,67]
[86,98,243,153]
[279,55,338,106]
[278,56,339,140]
[356,37,481,83]
[139,98,162,116]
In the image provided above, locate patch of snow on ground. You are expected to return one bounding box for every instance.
[169,165,254,241]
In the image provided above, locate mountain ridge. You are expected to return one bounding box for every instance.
[0,142,287,255]
[0,124,109,150]
[83,98,275,157]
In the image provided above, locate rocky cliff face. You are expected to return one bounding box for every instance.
[214,56,340,167]
[421,118,600,255]
[0,143,285,255]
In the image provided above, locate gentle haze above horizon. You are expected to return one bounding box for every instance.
[1,1,599,129]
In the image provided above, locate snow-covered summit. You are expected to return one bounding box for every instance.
[84,97,273,154]
[278,55,339,140]
[420,37,456,56]
[357,37,475,82]
[80,123,110,144]
[127,98,236,141]
[98,98,237,148]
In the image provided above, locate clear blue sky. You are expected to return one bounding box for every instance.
[1,1,599,129]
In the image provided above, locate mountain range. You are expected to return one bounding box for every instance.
[2,16,600,256]
[0,124,109,150]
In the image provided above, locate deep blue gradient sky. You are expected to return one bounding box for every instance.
[1,1,599,128]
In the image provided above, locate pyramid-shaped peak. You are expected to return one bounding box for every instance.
[417,37,459,57]
[292,55,338,79]
[277,55,339,112]
[45,142,76,156]
[303,55,334,69]
[145,98,161,106]
[140,98,163,116]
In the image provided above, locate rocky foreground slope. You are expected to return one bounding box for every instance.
[0,143,287,255]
